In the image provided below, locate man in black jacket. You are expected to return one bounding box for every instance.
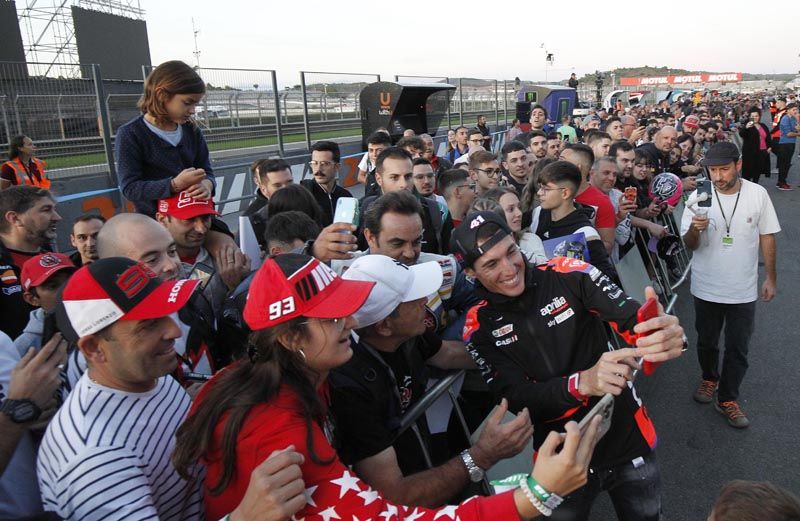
[242,158,293,250]
[301,141,353,227]
[0,186,60,339]
[451,211,686,520]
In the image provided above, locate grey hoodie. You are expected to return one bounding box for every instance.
[13,308,44,358]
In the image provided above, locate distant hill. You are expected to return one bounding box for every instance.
[569,66,795,84]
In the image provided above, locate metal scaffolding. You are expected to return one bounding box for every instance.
[16,0,144,77]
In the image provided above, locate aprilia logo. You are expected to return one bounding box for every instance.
[540,296,568,316]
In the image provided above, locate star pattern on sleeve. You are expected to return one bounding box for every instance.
[358,487,381,506]
[318,505,341,521]
[433,505,459,520]
[378,503,399,520]
[330,469,361,499]
[305,484,318,508]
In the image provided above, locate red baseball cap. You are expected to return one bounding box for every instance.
[683,114,700,130]
[20,253,76,291]
[157,191,219,220]
[54,257,201,342]
[244,253,375,331]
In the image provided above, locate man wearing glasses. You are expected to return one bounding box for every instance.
[301,141,353,226]
[468,150,502,196]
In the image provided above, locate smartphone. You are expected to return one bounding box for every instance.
[696,178,712,207]
[624,186,637,202]
[637,297,660,375]
[42,311,58,346]
[333,197,360,230]
[578,393,614,441]
[184,372,213,382]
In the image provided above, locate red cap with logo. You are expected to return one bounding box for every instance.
[157,191,219,220]
[243,253,375,331]
[20,252,76,291]
[54,257,200,343]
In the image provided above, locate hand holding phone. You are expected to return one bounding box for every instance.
[696,178,712,208]
[333,197,360,232]
[636,297,660,375]
[577,393,614,441]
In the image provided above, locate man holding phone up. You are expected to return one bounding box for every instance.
[681,142,780,428]
[455,211,686,520]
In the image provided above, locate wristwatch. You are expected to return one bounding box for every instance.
[460,449,485,482]
[0,399,42,424]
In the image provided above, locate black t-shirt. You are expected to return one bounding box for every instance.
[501,173,527,196]
[329,335,441,476]
[0,244,38,339]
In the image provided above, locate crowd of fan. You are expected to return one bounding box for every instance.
[0,59,799,521]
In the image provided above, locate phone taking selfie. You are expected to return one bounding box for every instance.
[624,186,637,202]
[637,297,660,375]
[578,393,614,441]
[333,197,360,230]
[696,178,712,208]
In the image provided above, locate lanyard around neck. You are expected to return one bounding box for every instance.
[713,181,741,236]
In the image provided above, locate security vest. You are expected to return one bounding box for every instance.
[2,157,50,189]
[771,109,787,140]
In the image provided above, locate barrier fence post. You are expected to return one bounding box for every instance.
[300,71,311,152]
[458,78,464,126]
[446,77,452,130]
[503,80,508,126]
[494,80,499,128]
[91,64,119,189]
[270,70,285,156]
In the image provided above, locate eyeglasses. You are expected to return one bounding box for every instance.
[537,186,566,194]
[308,160,337,168]
[475,168,502,178]
[300,317,346,332]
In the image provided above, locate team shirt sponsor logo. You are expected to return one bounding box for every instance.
[540,296,569,316]
[491,324,514,337]
[495,335,518,346]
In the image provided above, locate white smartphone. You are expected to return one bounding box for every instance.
[333,197,360,230]
[577,393,614,441]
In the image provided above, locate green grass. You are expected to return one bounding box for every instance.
[45,127,363,170]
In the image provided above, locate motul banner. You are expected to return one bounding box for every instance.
[620,73,742,86]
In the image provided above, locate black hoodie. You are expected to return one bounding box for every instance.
[529,204,618,281]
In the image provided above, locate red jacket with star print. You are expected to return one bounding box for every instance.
[197,382,519,521]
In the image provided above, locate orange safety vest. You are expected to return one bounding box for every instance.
[771,109,787,140]
[2,157,50,189]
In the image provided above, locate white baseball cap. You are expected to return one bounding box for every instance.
[343,254,443,328]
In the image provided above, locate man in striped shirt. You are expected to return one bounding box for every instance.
[38,257,204,520]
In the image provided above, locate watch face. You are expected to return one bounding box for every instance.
[469,467,485,482]
[9,401,39,423]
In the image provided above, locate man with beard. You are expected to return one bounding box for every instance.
[681,142,780,428]
[68,214,104,267]
[609,141,635,188]
[301,141,353,226]
[156,192,250,319]
[0,186,61,339]
[500,141,533,195]
[637,127,678,174]
[528,130,548,166]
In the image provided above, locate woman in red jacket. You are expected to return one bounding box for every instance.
[173,253,602,520]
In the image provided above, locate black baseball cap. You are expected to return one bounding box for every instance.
[701,141,740,167]
[54,257,200,343]
[449,211,512,268]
